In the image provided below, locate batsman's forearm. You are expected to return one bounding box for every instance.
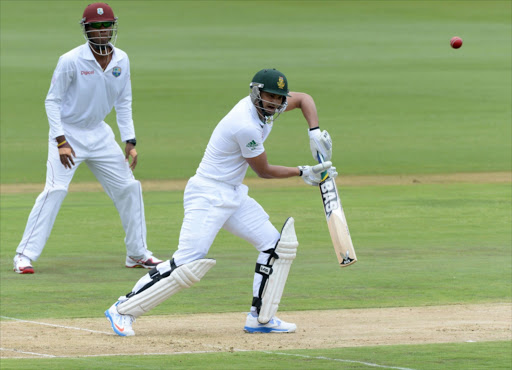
[255,165,301,179]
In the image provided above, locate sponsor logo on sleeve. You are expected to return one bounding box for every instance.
[246,140,259,151]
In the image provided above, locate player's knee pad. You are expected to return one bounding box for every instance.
[117,258,216,317]
[253,217,298,324]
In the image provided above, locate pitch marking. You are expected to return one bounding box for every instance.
[263,351,417,370]
[0,347,56,358]
[0,316,114,335]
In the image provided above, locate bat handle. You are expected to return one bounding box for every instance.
[316,152,328,179]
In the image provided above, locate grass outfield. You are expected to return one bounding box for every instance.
[1,183,510,318]
[0,341,510,370]
[1,1,511,182]
[1,183,510,368]
[1,0,511,368]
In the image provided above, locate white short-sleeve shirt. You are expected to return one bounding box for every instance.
[196,96,273,185]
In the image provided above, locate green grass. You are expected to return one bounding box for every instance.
[1,183,509,318]
[0,341,510,369]
[1,0,511,183]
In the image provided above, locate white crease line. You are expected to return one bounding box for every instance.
[0,347,56,358]
[0,316,114,335]
[0,345,418,369]
[1,347,419,368]
[262,351,417,370]
[1,350,240,359]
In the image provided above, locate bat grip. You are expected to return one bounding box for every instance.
[316,152,328,180]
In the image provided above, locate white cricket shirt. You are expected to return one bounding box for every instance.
[196,96,273,186]
[45,43,135,142]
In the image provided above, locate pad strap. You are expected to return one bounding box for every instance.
[118,258,216,317]
[253,247,280,312]
[126,259,177,298]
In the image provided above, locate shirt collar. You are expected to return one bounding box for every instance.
[247,95,273,126]
[248,96,264,126]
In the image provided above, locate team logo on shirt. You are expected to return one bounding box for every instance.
[277,76,285,89]
[97,8,104,15]
[246,140,259,151]
[112,67,121,77]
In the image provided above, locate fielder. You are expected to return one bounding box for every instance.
[13,3,162,274]
[105,68,336,335]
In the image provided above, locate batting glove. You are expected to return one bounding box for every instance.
[299,161,335,186]
[309,128,332,161]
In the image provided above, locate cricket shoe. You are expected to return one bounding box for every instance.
[13,254,34,274]
[244,312,297,333]
[105,301,135,337]
[125,254,163,269]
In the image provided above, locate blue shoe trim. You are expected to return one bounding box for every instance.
[244,325,289,333]
[104,309,127,337]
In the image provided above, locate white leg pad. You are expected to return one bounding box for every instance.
[258,217,298,324]
[117,258,216,317]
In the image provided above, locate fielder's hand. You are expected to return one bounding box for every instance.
[309,128,332,161]
[125,143,138,170]
[58,142,76,169]
[299,161,336,186]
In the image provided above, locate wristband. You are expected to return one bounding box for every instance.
[57,140,67,147]
[309,126,320,131]
[126,138,137,146]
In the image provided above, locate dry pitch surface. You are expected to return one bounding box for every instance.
[1,303,511,359]
[2,172,511,359]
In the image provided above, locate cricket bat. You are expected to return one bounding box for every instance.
[317,154,357,267]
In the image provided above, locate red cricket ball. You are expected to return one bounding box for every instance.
[450,36,463,49]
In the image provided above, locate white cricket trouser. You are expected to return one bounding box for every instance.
[172,174,281,298]
[16,124,152,261]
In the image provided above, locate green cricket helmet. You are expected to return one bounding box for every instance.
[249,68,290,123]
[250,68,291,97]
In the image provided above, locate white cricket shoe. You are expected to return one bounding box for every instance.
[13,254,34,274]
[244,312,297,333]
[125,254,163,269]
[105,301,135,336]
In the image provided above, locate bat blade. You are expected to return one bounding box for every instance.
[319,176,357,267]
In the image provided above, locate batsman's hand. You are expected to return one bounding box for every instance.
[58,143,76,169]
[125,143,138,170]
[299,161,336,186]
[309,129,332,161]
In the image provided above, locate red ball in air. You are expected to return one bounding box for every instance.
[450,36,463,49]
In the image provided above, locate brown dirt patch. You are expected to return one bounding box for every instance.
[1,172,510,194]
[1,303,510,358]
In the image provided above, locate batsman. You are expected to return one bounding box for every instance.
[105,68,336,336]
